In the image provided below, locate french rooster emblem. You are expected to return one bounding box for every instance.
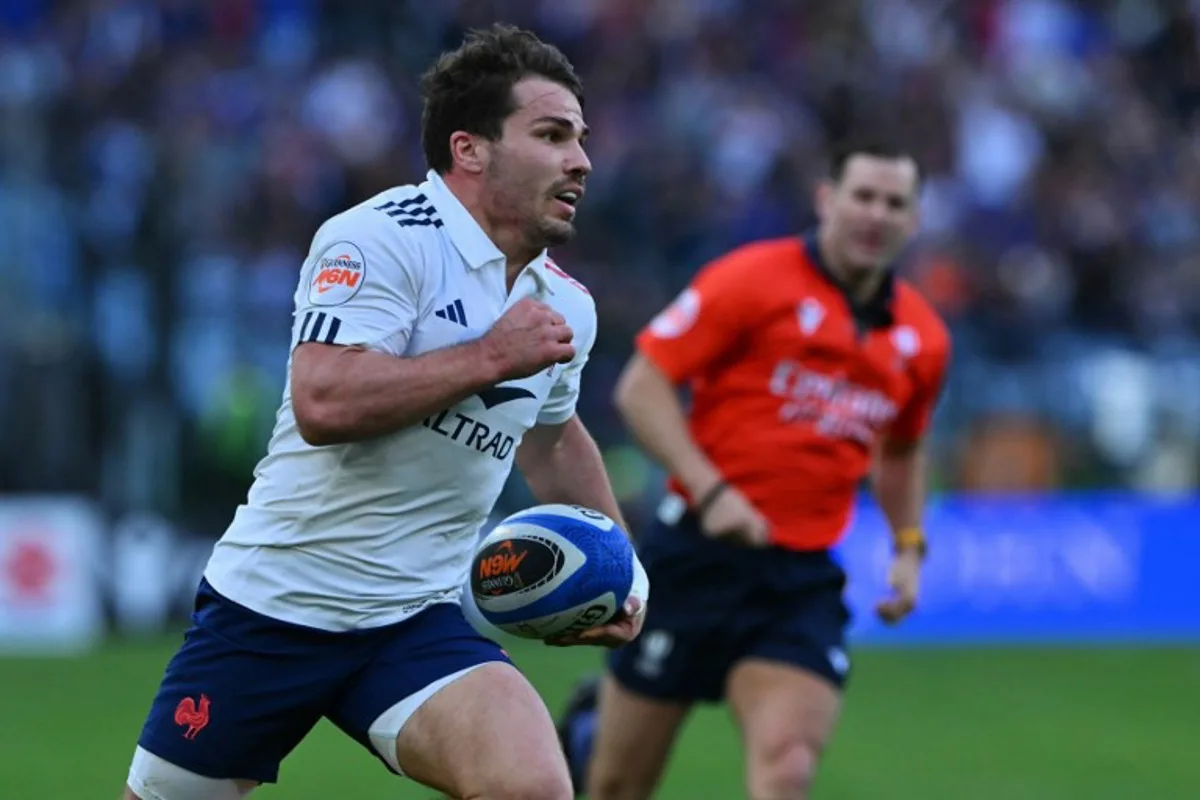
[174,694,211,740]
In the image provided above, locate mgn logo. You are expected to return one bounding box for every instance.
[471,536,563,597]
[476,540,530,594]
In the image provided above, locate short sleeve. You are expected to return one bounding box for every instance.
[291,210,422,357]
[536,297,597,426]
[888,332,951,444]
[634,247,759,384]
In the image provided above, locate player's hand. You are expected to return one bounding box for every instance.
[875,549,922,624]
[482,298,575,381]
[544,596,645,649]
[697,485,770,547]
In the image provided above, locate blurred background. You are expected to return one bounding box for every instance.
[0,1,1197,798]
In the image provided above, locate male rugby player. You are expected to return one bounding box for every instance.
[559,138,950,800]
[124,24,641,800]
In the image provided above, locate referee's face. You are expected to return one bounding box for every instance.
[488,77,591,250]
[818,154,920,279]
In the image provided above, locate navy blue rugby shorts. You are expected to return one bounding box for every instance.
[608,511,852,702]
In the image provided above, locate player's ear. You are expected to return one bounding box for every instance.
[449,131,488,175]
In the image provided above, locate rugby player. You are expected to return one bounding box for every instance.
[123,24,641,800]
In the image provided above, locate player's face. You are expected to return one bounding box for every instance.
[818,154,920,277]
[485,77,591,251]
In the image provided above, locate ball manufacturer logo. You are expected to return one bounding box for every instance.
[472,537,563,597]
[559,603,611,636]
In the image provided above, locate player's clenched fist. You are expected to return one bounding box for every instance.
[482,297,576,380]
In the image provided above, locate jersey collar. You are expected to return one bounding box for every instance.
[801,231,895,329]
[425,170,552,293]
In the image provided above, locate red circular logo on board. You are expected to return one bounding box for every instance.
[3,538,57,602]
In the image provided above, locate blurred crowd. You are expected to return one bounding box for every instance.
[2,0,1199,533]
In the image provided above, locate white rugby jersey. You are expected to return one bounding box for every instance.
[203,170,597,631]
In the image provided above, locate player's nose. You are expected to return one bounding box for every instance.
[565,141,592,178]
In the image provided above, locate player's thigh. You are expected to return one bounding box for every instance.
[586,672,691,800]
[328,602,567,798]
[125,747,259,799]
[729,570,851,794]
[727,657,842,762]
[395,660,571,799]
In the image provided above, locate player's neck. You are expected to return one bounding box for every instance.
[816,229,887,306]
[441,173,538,292]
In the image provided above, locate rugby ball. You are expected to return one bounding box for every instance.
[467,504,649,640]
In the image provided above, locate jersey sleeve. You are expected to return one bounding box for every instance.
[635,248,759,384]
[537,295,597,426]
[290,209,423,357]
[888,331,951,444]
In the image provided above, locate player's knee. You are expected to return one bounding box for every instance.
[470,757,572,800]
[586,759,658,800]
[748,739,819,800]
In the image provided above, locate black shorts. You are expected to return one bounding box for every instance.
[607,513,852,703]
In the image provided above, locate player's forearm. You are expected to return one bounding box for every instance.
[613,354,723,498]
[292,341,504,445]
[872,440,928,534]
[517,416,630,531]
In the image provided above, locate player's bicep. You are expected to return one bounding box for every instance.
[635,256,753,383]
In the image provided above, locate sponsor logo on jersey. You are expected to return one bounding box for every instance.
[422,409,517,461]
[648,288,700,338]
[308,241,366,306]
[769,360,898,444]
[798,298,826,336]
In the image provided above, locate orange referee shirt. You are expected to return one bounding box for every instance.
[636,234,951,552]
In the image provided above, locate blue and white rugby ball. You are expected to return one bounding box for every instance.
[466,504,649,640]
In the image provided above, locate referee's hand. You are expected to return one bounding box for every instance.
[483,298,576,380]
[875,549,922,625]
[697,485,770,547]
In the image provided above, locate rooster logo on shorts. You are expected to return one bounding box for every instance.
[174,694,211,740]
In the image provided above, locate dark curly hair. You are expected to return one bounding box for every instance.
[420,24,584,174]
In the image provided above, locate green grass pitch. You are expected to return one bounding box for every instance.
[1,636,1196,798]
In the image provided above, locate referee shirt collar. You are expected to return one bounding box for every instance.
[426,170,552,292]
